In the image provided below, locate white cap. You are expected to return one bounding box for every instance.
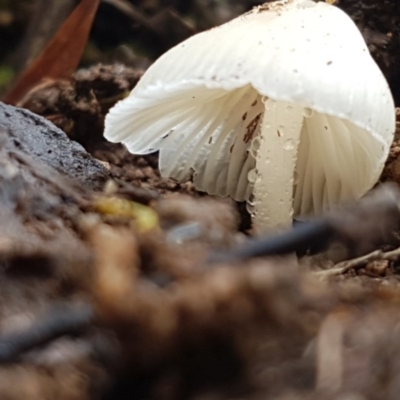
[105,0,395,224]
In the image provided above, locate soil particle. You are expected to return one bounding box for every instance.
[93,144,200,196]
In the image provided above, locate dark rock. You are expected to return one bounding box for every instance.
[0,102,109,190]
[0,124,93,312]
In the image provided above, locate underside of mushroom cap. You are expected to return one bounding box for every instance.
[104,0,395,217]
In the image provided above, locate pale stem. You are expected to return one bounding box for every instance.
[251,99,304,234]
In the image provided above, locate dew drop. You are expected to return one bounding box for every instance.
[250,137,262,158]
[246,204,255,215]
[303,107,314,118]
[247,168,258,184]
[247,193,256,206]
[283,138,295,150]
[261,96,268,104]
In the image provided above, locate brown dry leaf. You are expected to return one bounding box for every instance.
[4,0,100,105]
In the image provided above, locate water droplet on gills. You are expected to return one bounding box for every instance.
[247,169,258,183]
[246,194,256,214]
[283,139,295,150]
[250,137,262,157]
[247,193,256,206]
[246,202,254,214]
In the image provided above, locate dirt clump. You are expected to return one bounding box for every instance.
[18,64,143,151]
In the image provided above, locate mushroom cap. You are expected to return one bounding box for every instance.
[104,0,395,217]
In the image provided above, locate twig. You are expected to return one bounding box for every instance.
[208,184,400,265]
[0,302,94,363]
[10,0,76,73]
[209,219,334,264]
[102,0,161,35]
[316,247,400,277]
[103,0,195,48]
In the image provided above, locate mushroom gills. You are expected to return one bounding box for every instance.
[158,85,264,200]
[293,112,383,217]
[111,83,387,230]
[108,85,228,153]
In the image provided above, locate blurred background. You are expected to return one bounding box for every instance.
[0,0,261,94]
[0,0,399,103]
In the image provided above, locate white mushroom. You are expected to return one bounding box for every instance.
[104,0,395,233]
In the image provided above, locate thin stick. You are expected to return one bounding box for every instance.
[102,0,161,35]
[0,303,94,363]
[316,247,400,277]
[11,0,76,73]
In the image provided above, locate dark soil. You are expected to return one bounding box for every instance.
[0,82,399,400]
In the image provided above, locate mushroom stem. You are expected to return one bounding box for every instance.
[251,99,304,233]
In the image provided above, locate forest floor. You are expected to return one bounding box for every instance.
[0,1,400,399]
